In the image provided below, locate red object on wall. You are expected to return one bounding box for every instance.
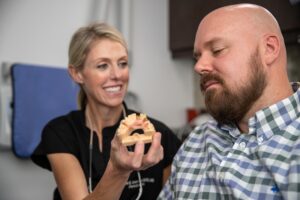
[186,108,198,123]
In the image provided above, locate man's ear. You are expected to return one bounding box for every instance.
[68,65,83,84]
[263,34,280,65]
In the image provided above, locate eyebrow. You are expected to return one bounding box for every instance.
[93,55,128,62]
[204,37,224,48]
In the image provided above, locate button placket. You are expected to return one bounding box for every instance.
[239,142,246,150]
[258,136,264,144]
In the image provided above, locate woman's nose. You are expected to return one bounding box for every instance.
[110,65,121,79]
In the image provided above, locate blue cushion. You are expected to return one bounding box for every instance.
[11,63,79,158]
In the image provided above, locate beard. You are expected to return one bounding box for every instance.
[201,49,267,125]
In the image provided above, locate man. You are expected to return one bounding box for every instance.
[158,3,300,199]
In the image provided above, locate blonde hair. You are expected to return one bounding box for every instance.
[68,22,128,109]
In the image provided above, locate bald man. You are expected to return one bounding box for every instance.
[158,4,300,199]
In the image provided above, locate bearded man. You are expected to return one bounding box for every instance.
[158,3,300,200]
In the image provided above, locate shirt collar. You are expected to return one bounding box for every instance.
[248,82,300,141]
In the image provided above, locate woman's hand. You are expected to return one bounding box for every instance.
[82,132,164,200]
[110,132,164,173]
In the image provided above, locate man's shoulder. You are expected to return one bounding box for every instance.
[181,121,221,147]
[192,120,221,135]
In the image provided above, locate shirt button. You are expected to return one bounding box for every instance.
[219,172,225,182]
[239,142,246,149]
[258,136,264,144]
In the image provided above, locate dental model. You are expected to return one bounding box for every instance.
[117,113,155,146]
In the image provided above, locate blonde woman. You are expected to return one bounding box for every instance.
[31,22,181,200]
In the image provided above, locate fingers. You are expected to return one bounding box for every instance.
[110,132,164,172]
[131,141,145,169]
[140,132,164,170]
[110,135,130,172]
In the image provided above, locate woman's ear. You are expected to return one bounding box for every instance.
[263,34,280,65]
[68,65,83,84]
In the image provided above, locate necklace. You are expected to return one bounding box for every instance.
[86,105,144,199]
[86,105,127,193]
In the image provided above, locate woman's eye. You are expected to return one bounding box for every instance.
[96,63,108,70]
[118,61,128,68]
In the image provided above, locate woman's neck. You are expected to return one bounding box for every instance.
[85,103,123,152]
[87,103,123,128]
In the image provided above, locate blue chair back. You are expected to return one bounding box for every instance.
[11,63,78,158]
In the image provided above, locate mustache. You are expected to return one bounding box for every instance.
[200,73,224,91]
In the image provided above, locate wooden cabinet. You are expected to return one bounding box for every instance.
[169,0,300,58]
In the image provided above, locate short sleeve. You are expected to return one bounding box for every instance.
[31,116,79,171]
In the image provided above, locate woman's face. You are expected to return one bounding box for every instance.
[79,39,129,108]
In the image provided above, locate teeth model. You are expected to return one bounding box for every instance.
[117,113,156,146]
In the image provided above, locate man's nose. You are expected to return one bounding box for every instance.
[194,54,214,75]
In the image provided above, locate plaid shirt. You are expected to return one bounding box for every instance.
[158,82,300,200]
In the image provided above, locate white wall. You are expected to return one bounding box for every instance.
[0,0,195,199]
[0,0,194,128]
[129,1,194,127]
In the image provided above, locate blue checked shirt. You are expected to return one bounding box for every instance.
[158,82,300,200]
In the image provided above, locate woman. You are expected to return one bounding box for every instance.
[31,22,181,200]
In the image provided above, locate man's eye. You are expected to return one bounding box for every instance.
[212,48,226,56]
[212,49,223,55]
[118,61,128,68]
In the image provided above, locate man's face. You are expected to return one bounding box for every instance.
[193,9,268,125]
[201,48,267,125]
